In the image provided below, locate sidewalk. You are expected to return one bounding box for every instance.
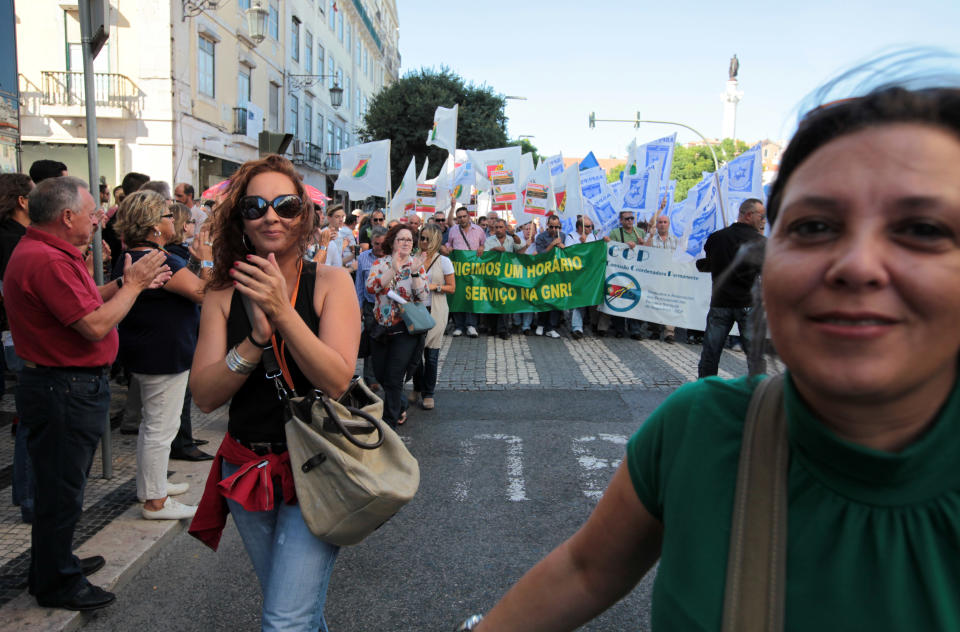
[0,379,228,632]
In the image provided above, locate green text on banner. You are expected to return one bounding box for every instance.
[448,241,607,314]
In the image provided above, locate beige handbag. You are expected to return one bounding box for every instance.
[262,342,420,546]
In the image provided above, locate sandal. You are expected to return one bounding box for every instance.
[397,411,407,426]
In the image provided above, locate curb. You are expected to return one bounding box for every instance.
[0,428,222,632]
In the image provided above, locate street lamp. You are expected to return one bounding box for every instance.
[286,73,344,108]
[246,0,269,44]
[588,111,727,226]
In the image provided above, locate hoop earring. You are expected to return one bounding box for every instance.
[242,232,254,252]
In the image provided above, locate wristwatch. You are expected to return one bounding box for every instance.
[455,614,483,631]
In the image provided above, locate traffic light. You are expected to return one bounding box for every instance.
[588,112,596,129]
[258,132,294,157]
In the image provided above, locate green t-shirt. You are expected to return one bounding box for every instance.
[627,373,960,631]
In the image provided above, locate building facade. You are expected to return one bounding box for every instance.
[15,0,399,196]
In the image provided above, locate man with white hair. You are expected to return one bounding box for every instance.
[5,177,170,611]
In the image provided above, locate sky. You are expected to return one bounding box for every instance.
[395,0,959,159]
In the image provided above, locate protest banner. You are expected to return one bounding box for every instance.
[448,241,606,314]
[599,242,715,330]
[415,183,437,213]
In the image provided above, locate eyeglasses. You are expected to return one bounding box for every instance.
[419,236,430,241]
[371,217,385,223]
[395,237,414,243]
[239,195,303,220]
[186,219,197,224]
[161,213,175,219]
[582,225,594,230]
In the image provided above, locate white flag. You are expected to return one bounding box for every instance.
[620,163,660,221]
[333,139,391,200]
[558,162,581,220]
[426,104,458,154]
[675,175,721,262]
[430,154,455,216]
[417,156,430,183]
[451,151,474,204]
[389,156,416,220]
[722,143,764,226]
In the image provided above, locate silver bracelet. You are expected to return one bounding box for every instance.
[225,345,257,374]
[455,614,483,631]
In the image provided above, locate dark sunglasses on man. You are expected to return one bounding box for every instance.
[239,195,303,220]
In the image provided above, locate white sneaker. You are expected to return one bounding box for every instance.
[452,329,463,337]
[142,498,197,520]
[535,326,544,336]
[166,481,189,496]
[466,326,479,338]
[546,330,560,339]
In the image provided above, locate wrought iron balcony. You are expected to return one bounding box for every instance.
[325,152,341,171]
[305,142,323,168]
[233,107,248,135]
[41,71,138,111]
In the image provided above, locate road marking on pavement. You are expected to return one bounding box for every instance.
[563,338,643,385]
[572,434,628,499]
[453,439,476,502]
[437,336,452,374]
[485,336,540,385]
[456,434,528,502]
[638,340,734,381]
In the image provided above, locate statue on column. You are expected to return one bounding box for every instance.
[728,54,739,80]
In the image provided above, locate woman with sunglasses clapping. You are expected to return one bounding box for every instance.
[188,155,360,631]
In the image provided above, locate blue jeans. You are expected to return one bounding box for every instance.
[513,312,534,331]
[223,460,340,632]
[567,308,584,332]
[451,311,477,331]
[19,366,109,603]
[412,347,440,398]
[698,306,764,377]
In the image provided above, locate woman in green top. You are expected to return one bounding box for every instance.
[462,82,960,631]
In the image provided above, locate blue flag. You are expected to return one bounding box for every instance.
[579,152,600,171]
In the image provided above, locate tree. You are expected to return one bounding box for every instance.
[357,67,508,188]
[670,138,750,201]
[508,137,541,166]
[607,163,626,183]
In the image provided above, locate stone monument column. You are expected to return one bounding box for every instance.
[721,54,743,141]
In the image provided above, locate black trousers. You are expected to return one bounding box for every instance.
[19,366,109,602]
[371,330,421,426]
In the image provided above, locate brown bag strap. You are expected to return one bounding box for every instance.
[721,374,789,632]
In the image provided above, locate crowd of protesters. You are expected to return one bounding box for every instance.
[0,156,752,617]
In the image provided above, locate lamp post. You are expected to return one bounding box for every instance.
[286,73,343,108]
[589,111,727,226]
[246,0,269,44]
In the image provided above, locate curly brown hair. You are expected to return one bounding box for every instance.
[381,223,414,256]
[208,154,316,289]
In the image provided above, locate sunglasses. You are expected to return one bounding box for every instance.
[239,195,303,220]
[161,213,175,219]
[371,217,385,223]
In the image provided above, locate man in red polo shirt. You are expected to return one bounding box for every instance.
[4,176,169,611]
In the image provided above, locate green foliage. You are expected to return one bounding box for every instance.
[356,67,508,187]
[670,138,750,201]
[607,163,626,183]
[509,137,541,166]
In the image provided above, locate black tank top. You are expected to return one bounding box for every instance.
[225,261,319,443]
